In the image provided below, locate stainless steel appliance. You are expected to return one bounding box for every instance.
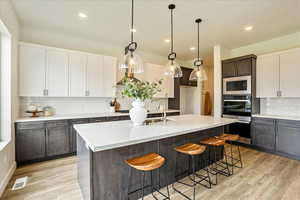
[223,76,251,95]
[223,95,251,139]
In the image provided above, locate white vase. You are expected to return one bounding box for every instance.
[129,99,147,126]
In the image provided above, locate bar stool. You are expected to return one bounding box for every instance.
[173,143,211,200]
[200,137,231,185]
[125,153,170,200]
[215,133,243,174]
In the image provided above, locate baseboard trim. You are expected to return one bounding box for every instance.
[0,161,16,198]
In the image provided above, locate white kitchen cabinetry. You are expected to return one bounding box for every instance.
[69,52,86,97]
[257,48,300,98]
[46,50,69,97]
[86,54,103,97]
[19,43,118,98]
[256,54,279,98]
[19,44,46,97]
[279,49,300,97]
[102,56,117,97]
[145,63,174,98]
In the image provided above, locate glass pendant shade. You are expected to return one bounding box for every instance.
[189,66,207,81]
[164,60,183,78]
[120,51,144,74]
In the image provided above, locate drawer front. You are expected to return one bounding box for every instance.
[252,117,275,125]
[277,119,300,128]
[46,120,69,128]
[16,121,45,130]
[167,112,180,116]
[70,118,89,125]
[89,117,107,123]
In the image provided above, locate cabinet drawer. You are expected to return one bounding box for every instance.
[89,117,107,123]
[16,121,45,130]
[46,120,68,128]
[70,118,89,124]
[277,119,300,128]
[252,117,275,125]
[167,112,180,116]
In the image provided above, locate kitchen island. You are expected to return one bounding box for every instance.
[74,115,236,200]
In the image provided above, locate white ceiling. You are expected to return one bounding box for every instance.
[12,0,300,63]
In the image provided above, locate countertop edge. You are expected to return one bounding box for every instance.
[78,120,236,152]
[252,114,300,121]
[15,110,180,123]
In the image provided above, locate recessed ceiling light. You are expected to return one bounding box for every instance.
[244,26,253,31]
[164,39,170,43]
[78,12,87,19]
[190,47,196,51]
[130,28,137,33]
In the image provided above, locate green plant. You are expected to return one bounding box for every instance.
[121,78,162,101]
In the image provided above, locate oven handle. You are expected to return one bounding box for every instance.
[237,120,251,124]
[223,100,250,102]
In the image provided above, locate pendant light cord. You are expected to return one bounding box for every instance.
[131,0,134,43]
[197,21,200,61]
[171,8,174,53]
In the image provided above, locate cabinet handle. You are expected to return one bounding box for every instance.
[85,90,90,97]
[43,89,48,96]
[277,91,282,97]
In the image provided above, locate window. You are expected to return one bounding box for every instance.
[0,19,12,148]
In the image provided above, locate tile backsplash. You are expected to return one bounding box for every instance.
[260,98,300,116]
[20,95,168,117]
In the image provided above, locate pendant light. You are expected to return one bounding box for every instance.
[164,4,183,78]
[119,0,143,74]
[189,18,207,81]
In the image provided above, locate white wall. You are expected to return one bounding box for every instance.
[0,0,19,196]
[229,32,300,59]
[213,45,230,117]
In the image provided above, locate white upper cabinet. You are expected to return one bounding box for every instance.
[69,52,87,97]
[102,56,117,97]
[19,43,118,98]
[279,49,300,97]
[256,48,300,98]
[46,49,69,97]
[19,44,46,96]
[86,54,103,97]
[256,54,279,98]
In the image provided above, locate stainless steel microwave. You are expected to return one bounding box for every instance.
[223,76,251,95]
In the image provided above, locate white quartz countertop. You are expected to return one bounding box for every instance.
[74,115,237,152]
[252,114,300,121]
[15,109,180,123]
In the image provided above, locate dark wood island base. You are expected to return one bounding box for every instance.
[77,126,224,200]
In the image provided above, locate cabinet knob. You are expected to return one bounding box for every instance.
[85,91,90,97]
[277,91,282,97]
[43,89,48,96]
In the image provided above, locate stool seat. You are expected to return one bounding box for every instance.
[200,137,225,146]
[126,153,165,171]
[215,133,239,141]
[175,143,206,155]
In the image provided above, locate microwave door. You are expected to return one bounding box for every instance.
[223,76,251,95]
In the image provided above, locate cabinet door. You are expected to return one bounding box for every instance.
[279,49,300,97]
[251,118,276,150]
[256,54,280,98]
[222,62,236,78]
[145,63,164,97]
[46,50,69,96]
[102,56,117,97]
[276,120,300,156]
[86,54,103,97]
[19,44,46,96]
[16,128,46,163]
[69,53,86,97]
[46,124,70,156]
[69,119,89,153]
[236,59,252,76]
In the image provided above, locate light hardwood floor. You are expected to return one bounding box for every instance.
[2,146,300,200]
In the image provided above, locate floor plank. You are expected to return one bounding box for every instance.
[2,146,300,200]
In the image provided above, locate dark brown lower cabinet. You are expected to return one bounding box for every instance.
[251,117,300,160]
[16,112,180,165]
[16,127,46,163]
[46,123,70,157]
[251,118,276,151]
[276,120,300,157]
